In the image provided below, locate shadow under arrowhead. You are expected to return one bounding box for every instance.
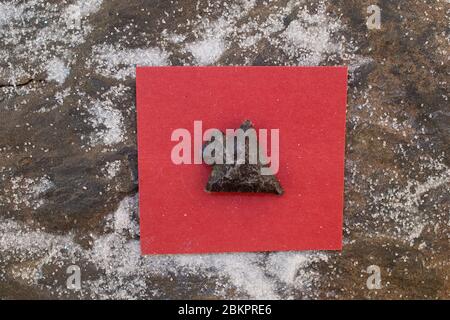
[204,120,284,195]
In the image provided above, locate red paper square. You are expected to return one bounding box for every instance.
[136,66,347,254]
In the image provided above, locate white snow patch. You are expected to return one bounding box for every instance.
[55,88,71,105]
[279,4,344,65]
[90,44,170,80]
[86,86,130,147]
[184,0,256,65]
[166,33,187,44]
[45,57,70,84]
[187,38,226,65]
[88,102,124,146]
[265,252,328,288]
[102,160,122,179]
[62,0,103,27]
[111,195,139,236]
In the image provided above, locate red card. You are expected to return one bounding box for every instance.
[136,66,347,254]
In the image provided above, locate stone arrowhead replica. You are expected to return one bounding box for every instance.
[203,120,284,195]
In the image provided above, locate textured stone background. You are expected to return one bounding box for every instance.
[0,0,448,299]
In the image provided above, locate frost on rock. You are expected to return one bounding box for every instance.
[369,158,450,244]
[63,0,104,27]
[178,0,352,66]
[0,194,328,299]
[4,175,54,210]
[0,0,103,84]
[183,0,256,65]
[45,58,70,84]
[110,194,139,236]
[88,102,124,147]
[279,8,343,65]
[86,86,130,147]
[102,160,122,180]
[89,44,170,80]
[0,2,25,27]
[187,38,226,65]
[265,252,328,291]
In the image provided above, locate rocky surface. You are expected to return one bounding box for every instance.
[0,0,448,299]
